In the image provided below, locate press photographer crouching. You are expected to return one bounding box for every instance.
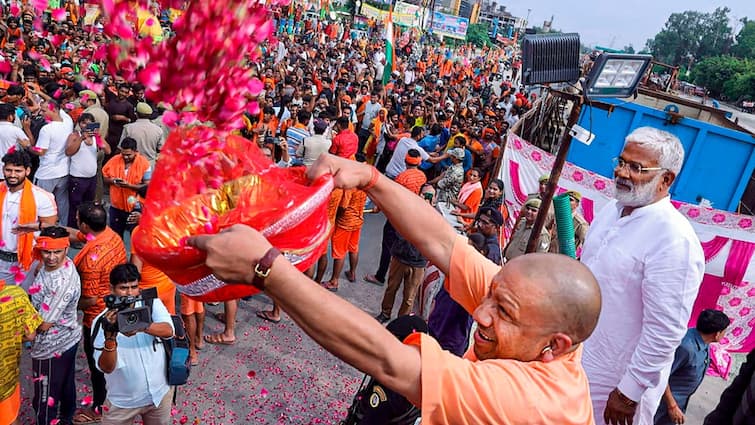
[92,263,175,425]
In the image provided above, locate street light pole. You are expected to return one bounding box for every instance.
[525,90,583,254]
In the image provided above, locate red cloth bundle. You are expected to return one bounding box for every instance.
[132,126,333,301]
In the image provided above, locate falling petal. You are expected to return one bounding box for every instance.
[260,388,269,397]
[0,296,12,303]
[81,395,93,406]
[47,396,55,407]
[90,254,99,261]
[51,8,67,22]
[27,284,42,295]
[32,0,47,13]
[246,371,256,379]
[41,303,50,312]
[85,233,96,242]
[32,375,46,382]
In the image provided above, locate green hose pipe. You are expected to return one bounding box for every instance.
[553,194,577,258]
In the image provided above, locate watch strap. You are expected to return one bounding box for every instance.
[252,247,281,290]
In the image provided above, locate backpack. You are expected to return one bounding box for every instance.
[162,315,191,386]
[143,289,191,386]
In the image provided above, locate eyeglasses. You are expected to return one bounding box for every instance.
[612,157,666,175]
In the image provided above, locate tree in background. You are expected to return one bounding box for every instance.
[731,19,755,59]
[691,56,747,97]
[466,22,492,48]
[645,7,733,66]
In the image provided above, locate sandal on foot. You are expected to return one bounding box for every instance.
[320,281,339,292]
[256,311,281,323]
[73,408,101,424]
[203,333,236,346]
[363,274,384,286]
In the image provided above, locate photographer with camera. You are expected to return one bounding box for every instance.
[92,263,175,425]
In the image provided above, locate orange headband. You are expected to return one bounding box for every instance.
[405,155,422,166]
[35,237,71,251]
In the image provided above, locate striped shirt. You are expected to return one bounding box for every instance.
[285,124,310,159]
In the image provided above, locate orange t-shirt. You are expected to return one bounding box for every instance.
[404,236,595,425]
[74,228,128,328]
[335,189,367,232]
[131,226,176,315]
[102,154,151,211]
[394,168,427,195]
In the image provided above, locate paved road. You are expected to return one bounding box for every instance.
[17,212,737,424]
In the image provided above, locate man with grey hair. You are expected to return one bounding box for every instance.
[580,126,705,425]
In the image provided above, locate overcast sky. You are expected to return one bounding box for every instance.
[504,0,755,50]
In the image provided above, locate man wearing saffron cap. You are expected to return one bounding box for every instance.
[364,149,426,287]
[29,226,81,425]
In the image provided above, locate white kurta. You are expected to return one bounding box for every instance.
[581,197,704,425]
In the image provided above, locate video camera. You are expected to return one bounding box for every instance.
[102,290,154,334]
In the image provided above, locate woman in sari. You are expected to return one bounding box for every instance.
[449,168,484,225]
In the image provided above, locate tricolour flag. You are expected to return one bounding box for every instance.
[382,11,395,86]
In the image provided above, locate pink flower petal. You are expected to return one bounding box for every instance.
[47,396,55,407]
[32,0,48,13]
[9,3,20,17]
[51,8,67,22]
[86,233,96,241]
[81,395,93,406]
[27,284,42,295]
[41,303,50,312]
[32,375,46,382]
[247,371,256,378]
[0,296,12,303]
[260,388,269,397]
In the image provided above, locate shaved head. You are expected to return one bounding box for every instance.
[472,252,601,362]
[509,253,601,343]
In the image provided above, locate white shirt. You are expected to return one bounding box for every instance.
[36,121,72,180]
[30,259,82,359]
[93,298,174,409]
[69,133,98,178]
[1,184,57,252]
[580,197,704,425]
[0,121,28,155]
[385,137,430,179]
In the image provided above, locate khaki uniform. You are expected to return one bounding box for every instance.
[550,213,590,254]
[504,220,551,261]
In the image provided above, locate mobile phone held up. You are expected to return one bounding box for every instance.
[85,122,101,132]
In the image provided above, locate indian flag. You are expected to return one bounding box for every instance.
[382,11,395,86]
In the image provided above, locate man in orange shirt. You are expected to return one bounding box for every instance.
[71,202,127,423]
[102,137,151,239]
[189,155,602,425]
[320,188,367,292]
[393,149,427,195]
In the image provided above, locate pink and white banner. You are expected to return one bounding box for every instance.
[500,132,755,376]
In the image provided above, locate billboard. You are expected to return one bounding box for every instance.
[431,11,468,40]
[360,1,422,27]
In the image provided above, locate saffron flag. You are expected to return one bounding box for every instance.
[382,11,394,86]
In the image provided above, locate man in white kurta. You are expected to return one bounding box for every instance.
[580,127,705,425]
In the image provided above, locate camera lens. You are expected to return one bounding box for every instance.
[126,312,138,325]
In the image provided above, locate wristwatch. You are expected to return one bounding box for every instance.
[252,247,281,290]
